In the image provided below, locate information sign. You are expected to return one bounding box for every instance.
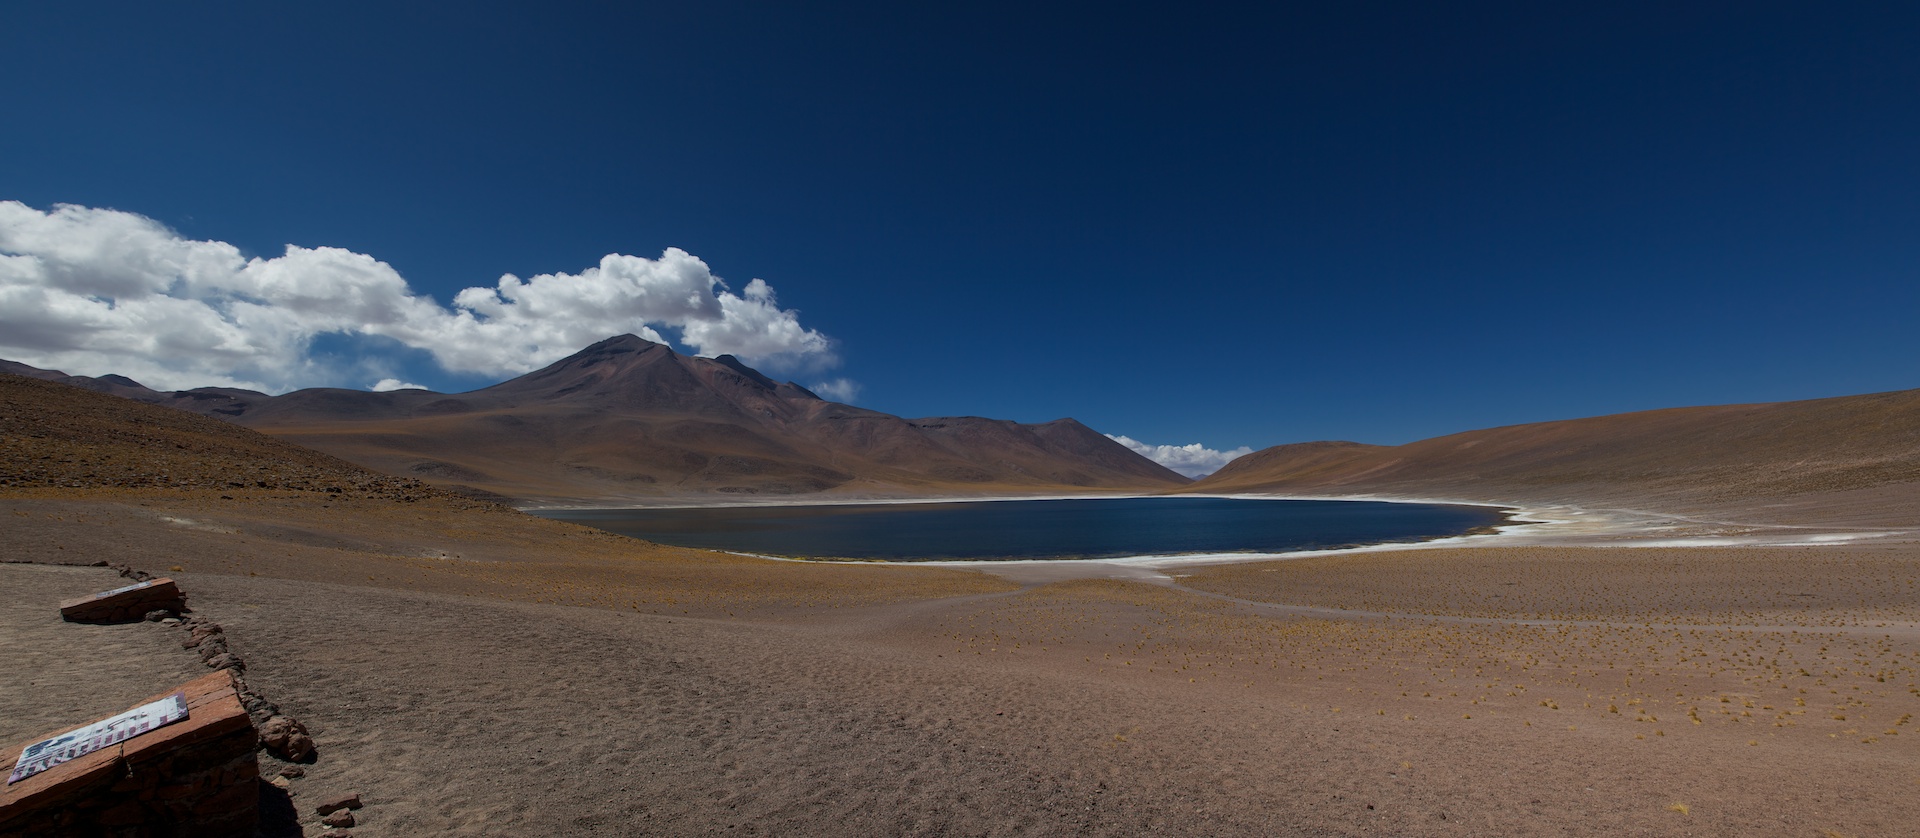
[7,693,189,784]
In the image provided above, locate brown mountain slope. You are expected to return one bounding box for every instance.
[0,372,443,501]
[0,370,1011,612]
[1188,389,1920,524]
[7,336,1187,503]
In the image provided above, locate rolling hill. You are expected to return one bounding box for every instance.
[6,336,1188,504]
[1186,389,1920,525]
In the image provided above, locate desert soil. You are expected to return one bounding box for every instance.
[5,488,1919,837]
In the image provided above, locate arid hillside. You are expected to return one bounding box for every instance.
[0,371,441,502]
[6,336,1188,504]
[1189,388,1920,524]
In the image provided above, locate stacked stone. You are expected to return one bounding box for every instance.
[178,617,244,674]
[173,618,313,762]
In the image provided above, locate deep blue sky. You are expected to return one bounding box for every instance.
[5,2,1917,453]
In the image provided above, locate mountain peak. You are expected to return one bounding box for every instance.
[472,333,679,402]
[578,333,671,355]
[548,333,675,371]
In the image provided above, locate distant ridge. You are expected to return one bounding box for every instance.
[5,336,1188,503]
[0,371,458,505]
[1185,390,1920,526]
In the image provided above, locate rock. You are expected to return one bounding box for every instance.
[278,765,306,779]
[270,776,292,790]
[321,809,356,828]
[144,609,171,621]
[238,681,283,725]
[183,624,223,649]
[260,715,316,762]
[204,652,245,672]
[315,792,363,815]
[319,831,353,838]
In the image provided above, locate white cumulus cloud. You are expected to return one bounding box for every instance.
[1105,434,1254,478]
[0,201,836,392]
[808,378,861,403]
[370,378,430,392]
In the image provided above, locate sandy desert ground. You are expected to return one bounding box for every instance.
[5,483,1919,837]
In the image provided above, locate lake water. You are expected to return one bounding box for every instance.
[536,497,1509,562]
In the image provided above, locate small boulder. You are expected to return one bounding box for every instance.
[321,809,356,828]
[260,715,316,762]
[315,792,363,815]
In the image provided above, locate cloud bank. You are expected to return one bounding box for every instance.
[0,201,836,392]
[1106,434,1254,478]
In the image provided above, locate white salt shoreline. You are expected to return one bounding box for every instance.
[661,493,1913,576]
[1087,494,1911,570]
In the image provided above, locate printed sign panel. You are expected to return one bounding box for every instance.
[94,580,154,599]
[7,692,189,784]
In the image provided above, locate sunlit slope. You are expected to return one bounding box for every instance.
[0,371,439,499]
[1189,389,1920,523]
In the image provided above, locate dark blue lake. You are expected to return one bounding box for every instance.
[536,497,1509,561]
